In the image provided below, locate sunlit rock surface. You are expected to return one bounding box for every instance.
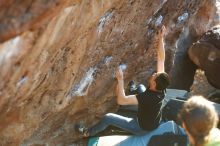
[0,0,219,145]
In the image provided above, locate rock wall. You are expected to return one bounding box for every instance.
[0,0,62,43]
[0,0,219,145]
[188,26,220,89]
[169,0,220,90]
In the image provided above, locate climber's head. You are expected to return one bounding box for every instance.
[148,72,169,91]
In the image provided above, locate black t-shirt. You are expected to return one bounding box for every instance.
[136,89,165,131]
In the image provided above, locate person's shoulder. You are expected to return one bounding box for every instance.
[136,90,150,103]
[136,90,147,98]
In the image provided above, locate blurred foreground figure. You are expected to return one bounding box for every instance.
[179,96,220,146]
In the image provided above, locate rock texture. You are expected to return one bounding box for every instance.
[0,0,219,145]
[169,0,220,91]
[190,70,218,98]
[188,26,220,89]
[0,0,62,43]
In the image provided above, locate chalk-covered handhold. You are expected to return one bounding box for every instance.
[119,63,127,71]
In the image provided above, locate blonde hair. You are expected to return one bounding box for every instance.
[178,96,219,146]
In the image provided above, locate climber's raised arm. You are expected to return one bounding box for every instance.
[156,25,166,73]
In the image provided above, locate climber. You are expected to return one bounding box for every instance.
[76,25,170,137]
[178,95,220,146]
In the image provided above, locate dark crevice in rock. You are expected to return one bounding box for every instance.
[169,27,198,91]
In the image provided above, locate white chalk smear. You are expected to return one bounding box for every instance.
[104,56,113,66]
[17,76,28,88]
[97,11,113,34]
[64,6,73,13]
[177,12,188,24]
[119,63,127,71]
[147,29,154,36]
[146,17,152,25]
[112,64,127,78]
[155,15,163,26]
[70,68,96,97]
[0,36,20,64]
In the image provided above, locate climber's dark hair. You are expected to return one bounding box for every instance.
[155,72,170,91]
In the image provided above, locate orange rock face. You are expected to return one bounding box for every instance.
[0,0,219,145]
[0,0,63,43]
